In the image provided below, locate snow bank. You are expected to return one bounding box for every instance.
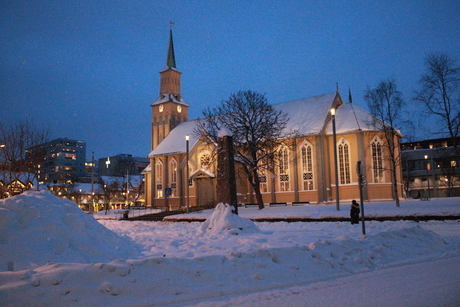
[0,220,456,307]
[197,203,260,236]
[0,190,139,272]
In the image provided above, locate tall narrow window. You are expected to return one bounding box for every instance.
[259,169,268,193]
[169,158,177,196]
[155,160,163,198]
[371,137,384,183]
[338,139,351,184]
[278,146,290,191]
[300,142,314,190]
[188,164,194,187]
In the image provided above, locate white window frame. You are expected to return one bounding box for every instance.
[278,145,290,191]
[338,138,351,184]
[300,141,314,190]
[371,136,384,183]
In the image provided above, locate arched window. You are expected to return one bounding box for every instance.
[258,168,268,193]
[278,145,290,191]
[188,163,194,187]
[169,158,178,196]
[338,138,351,184]
[371,136,384,183]
[155,160,163,198]
[300,141,314,190]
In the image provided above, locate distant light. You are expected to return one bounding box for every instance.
[185,134,189,141]
[330,108,336,116]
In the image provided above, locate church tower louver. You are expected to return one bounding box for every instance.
[151,28,189,151]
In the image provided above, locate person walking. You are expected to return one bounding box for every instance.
[350,200,360,225]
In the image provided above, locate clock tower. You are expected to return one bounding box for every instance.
[151,28,189,150]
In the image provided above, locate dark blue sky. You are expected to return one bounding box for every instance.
[1,0,459,160]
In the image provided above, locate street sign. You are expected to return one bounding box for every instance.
[165,188,172,196]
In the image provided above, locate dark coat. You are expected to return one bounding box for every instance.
[350,202,360,224]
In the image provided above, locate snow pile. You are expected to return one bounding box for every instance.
[197,203,260,236]
[0,190,139,272]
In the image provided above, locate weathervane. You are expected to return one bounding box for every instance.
[170,21,175,29]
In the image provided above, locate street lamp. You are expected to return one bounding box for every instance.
[185,134,190,214]
[330,108,340,211]
[424,155,430,198]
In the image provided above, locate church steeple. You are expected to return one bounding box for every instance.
[159,27,181,97]
[166,29,176,69]
[151,26,189,151]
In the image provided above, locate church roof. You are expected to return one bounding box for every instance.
[326,102,383,135]
[274,92,337,136]
[151,93,189,107]
[148,92,386,157]
[148,120,200,158]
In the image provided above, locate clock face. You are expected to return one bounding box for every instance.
[177,105,182,113]
[159,104,164,112]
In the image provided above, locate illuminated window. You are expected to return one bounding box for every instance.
[155,160,163,198]
[169,158,177,197]
[65,153,76,160]
[278,145,290,191]
[338,139,351,184]
[300,141,314,190]
[199,152,211,169]
[371,136,384,183]
[188,164,193,186]
[258,169,268,193]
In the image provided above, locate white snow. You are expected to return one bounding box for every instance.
[218,127,233,138]
[196,202,260,236]
[0,191,459,306]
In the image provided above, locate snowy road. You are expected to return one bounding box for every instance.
[182,255,460,307]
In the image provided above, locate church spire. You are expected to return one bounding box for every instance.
[166,28,176,69]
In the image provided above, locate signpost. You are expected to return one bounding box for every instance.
[356,161,366,235]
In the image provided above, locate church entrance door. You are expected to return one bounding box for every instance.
[195,178,215,207]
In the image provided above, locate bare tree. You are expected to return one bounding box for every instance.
[364,79,405,207]
[198,90,289,209]
[0,119,50,196]
[414,53,460,139]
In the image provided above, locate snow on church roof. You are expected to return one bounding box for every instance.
[151,93,189,107]
[148,120,200,158]
[148,92,385,157]
[274,92,337,136]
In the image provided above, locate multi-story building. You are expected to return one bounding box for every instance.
[401,137,460,198]
[27,138,86,184]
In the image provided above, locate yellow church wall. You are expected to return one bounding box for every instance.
[367,183,394,200]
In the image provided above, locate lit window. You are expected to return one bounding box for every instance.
[371,136,384,183]
[338,139,351,184]
[258,169,268,193]
[300,142,314,190]
[199,152,211,169]
[155,160,163,198]
[278,146,290,191]
[169,158,177,197]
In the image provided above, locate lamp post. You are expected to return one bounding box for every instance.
[330,108,340,211]
[185,134,190,214]
[424,154,430,199]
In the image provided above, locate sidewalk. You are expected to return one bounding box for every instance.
[160,197,460,222]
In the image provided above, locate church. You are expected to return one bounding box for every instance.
[143,29,403,209]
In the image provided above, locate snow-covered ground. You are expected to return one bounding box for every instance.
[0,191,459,306]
